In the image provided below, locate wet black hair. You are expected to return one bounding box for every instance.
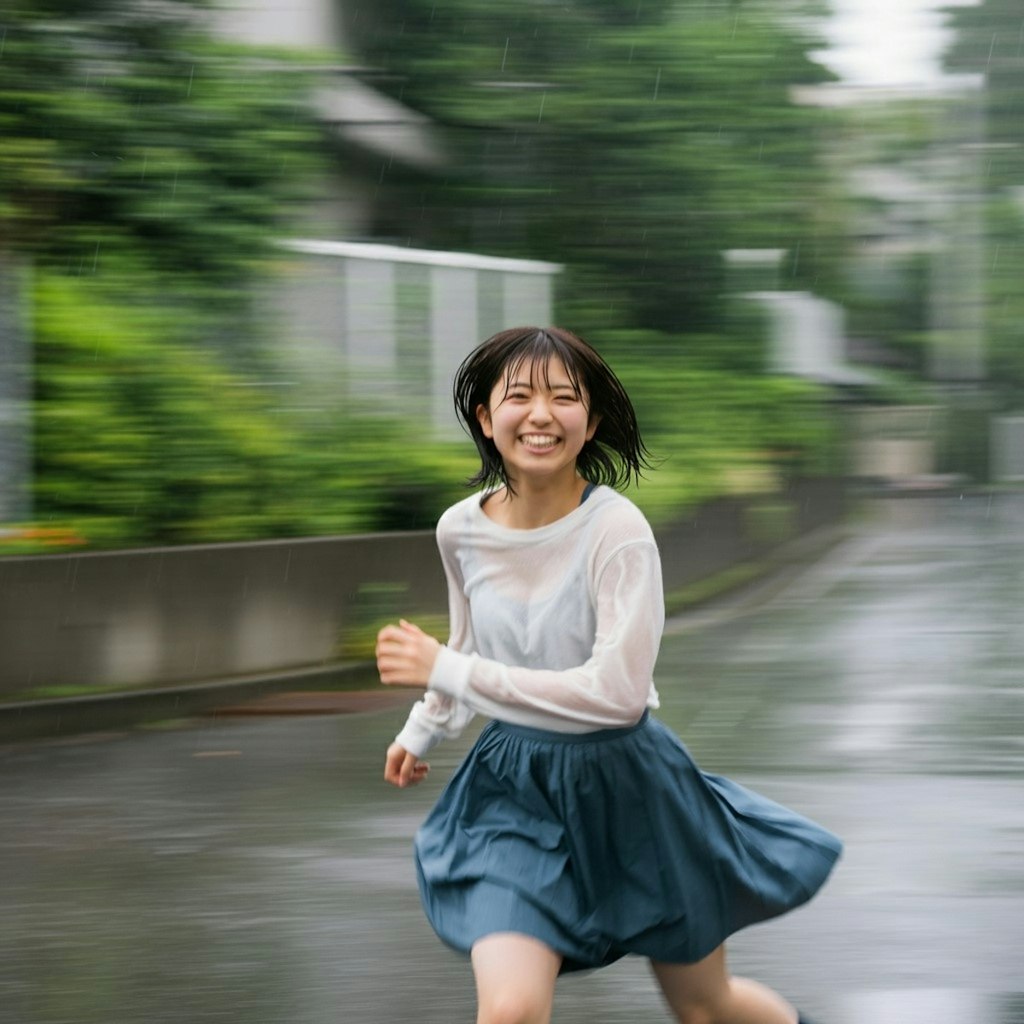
[453,326,650,494]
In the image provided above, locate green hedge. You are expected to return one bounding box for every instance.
[5,271,842,553]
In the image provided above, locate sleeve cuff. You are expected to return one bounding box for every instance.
[394,717,441,759]
[428,645,474,701]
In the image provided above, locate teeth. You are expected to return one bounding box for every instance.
[520,434,559,448]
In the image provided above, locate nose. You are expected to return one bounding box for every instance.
[528,396,553,424]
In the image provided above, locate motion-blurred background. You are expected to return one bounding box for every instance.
[1,0,1019,552]
[4,8,1024,1022]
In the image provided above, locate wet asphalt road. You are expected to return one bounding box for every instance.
[1,496,1022,1024]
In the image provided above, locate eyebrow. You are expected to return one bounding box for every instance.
[507,379,578,391]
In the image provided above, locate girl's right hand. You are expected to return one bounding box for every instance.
[384,742,430,788]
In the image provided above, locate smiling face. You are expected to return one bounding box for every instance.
[476,355,600,491]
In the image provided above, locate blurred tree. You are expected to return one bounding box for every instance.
[943,0,1024,401]
[30,271,477,547]
[32,271,293,546]
[0,0,847,549]
[0,0,353,548]
[0,0,323,319]
[943,0,1024,191]
[983,196,1024,402]
[825,98,939,373]
[346,0,839,349]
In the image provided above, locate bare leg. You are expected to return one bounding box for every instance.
[651,944,798,1024]
[471,932,562,1024]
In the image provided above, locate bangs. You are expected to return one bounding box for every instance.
[497,332,587,404]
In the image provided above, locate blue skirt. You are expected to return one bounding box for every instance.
[414,712,842,973]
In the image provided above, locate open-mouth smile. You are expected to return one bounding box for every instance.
[518,434,561,449]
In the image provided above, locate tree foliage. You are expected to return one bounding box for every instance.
[942,0,1024,400]
[943,0,1024,191]
[1,0,846,550]
[28,270,478,548]
[348,0,839,345]
[0,0,323,303]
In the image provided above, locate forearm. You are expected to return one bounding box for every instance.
[394,689,476,757]
[427,644,654,729]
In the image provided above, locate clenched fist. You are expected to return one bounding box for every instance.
[376,619,440,688]
[384,742,430,788]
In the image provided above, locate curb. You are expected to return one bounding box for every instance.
[663,521,851,634]
[0,661,380,744]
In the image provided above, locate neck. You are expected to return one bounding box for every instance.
[486,473,589,530]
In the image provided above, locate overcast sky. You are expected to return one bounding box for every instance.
[816,0,979,88]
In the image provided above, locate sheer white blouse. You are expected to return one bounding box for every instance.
[393,485,664,758]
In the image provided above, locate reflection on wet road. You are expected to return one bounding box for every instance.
[1,497,1022,1023]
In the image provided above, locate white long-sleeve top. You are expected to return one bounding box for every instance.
[393,485,665,758]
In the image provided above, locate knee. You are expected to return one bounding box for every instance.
[477,989,550,1024]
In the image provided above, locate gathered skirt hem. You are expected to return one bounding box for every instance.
[414,713,842,974]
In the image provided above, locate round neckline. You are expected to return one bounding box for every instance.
[472,485,605,539]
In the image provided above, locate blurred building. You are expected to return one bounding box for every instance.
[792,76,990,485]
[211,0,444,239]
[277,240,560,437]
[797,78,987,384]
[211,0,559,435]
[726,248,875,389]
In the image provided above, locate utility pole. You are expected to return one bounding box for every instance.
[0,253,31,525]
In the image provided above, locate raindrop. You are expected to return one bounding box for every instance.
[501,37,509,72]
[537,92,546,123]
[653,68,661,101]
[187,64,195,97]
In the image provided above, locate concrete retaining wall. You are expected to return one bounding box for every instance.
[0,479,844,700]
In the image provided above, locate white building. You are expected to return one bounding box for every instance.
[209,2,561,435]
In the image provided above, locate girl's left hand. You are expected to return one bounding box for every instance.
[375,619,441,688]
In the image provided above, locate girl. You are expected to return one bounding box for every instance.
[376,327,840,1024]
